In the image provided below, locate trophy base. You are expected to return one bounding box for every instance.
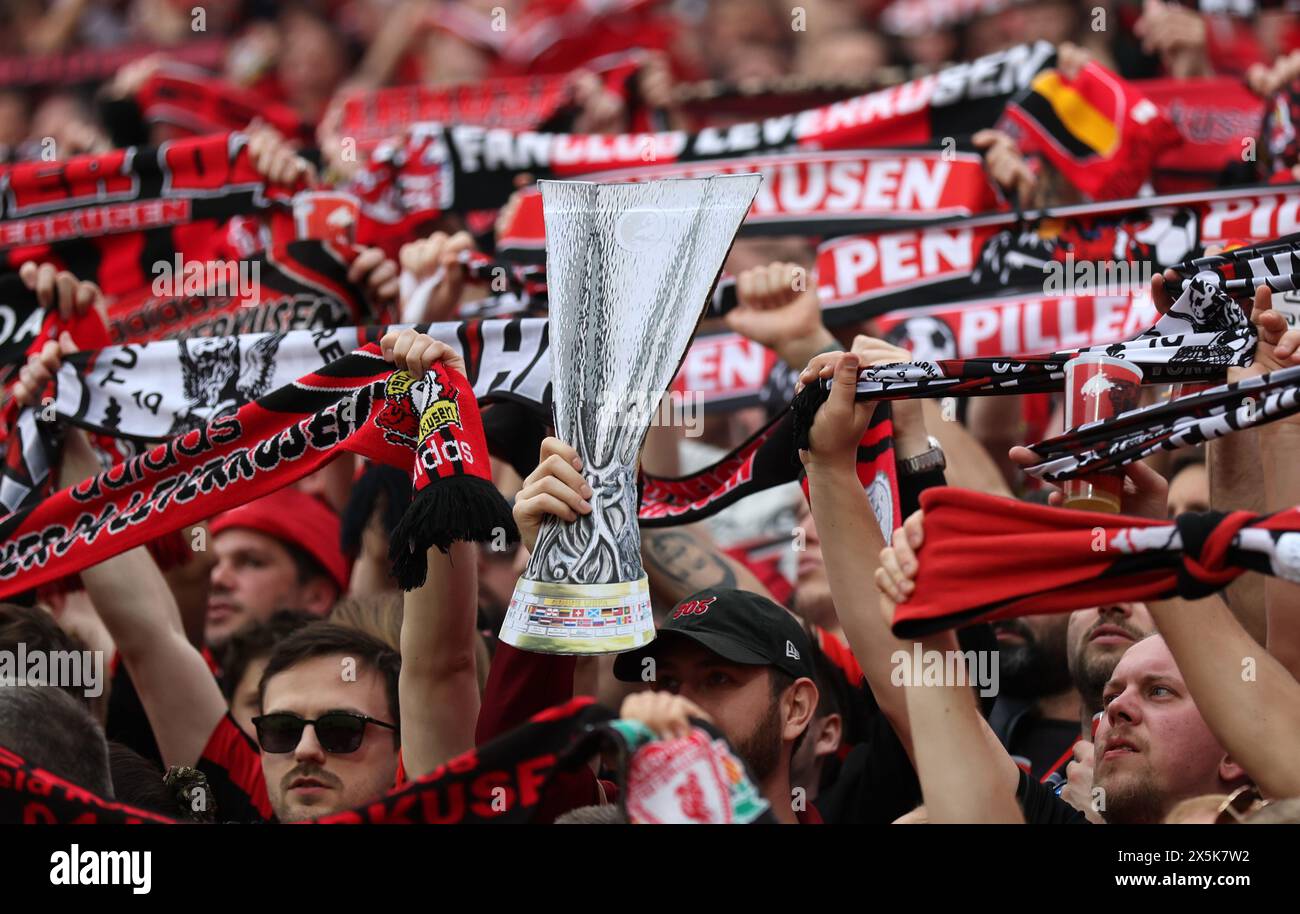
[500,576,655,655]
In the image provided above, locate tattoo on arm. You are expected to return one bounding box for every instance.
[641,528,737,599]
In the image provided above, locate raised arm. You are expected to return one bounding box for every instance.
[900,629,1025,823]
[799,348,920,748]
[15,325,226,769]
[398,541,480,778]
[875,509,1027,820]
[641,525,774,605]
[71,440,228,768]
[1225,286,1300,678]
[1207,429,1267,644]
[723,261,836,373]
[379,329,482,778]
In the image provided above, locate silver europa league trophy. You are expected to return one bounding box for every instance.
[500,174,761,654]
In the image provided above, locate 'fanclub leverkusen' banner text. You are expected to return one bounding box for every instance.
[816,183,1300,324]
[351,41,1055,242]
[495,149,1003,259]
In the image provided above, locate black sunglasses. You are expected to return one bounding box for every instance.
[251,711,397,754]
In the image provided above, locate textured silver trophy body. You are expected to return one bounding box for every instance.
[500,175,761,654]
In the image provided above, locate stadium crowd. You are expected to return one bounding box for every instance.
[1,0,1300,829]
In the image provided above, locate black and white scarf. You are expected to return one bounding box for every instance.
[47,320,885,528]
[1024,364,1300,482]
[795,275,1254,420]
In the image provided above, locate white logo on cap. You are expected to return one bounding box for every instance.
[785,640,800,661]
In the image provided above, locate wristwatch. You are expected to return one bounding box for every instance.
[898,436,946,477]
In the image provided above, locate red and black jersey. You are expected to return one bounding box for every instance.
[196,712,274,823]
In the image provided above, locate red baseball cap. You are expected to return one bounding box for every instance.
[208,489,350,592]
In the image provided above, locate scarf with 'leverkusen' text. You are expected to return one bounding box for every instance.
[347,42,1057,243]
[0,132,300,297]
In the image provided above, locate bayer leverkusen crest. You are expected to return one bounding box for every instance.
[418,385,461,440]
[377,370,461,447]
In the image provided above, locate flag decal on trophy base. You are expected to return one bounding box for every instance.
[500,174,761,655]
[501,576,654,654]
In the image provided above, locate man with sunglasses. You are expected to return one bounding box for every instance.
[203,331,486,820]
[251,623,403,822]
[33,330,484,822]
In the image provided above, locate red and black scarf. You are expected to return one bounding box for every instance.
[348,42,1057,242]
[0,39,227,90]
[103,239,375,345]
[0,342,514,600]
[136,66,309,142]
[335,75,574,156]
[815,183,1300,323]
[1025,364,1300,483]
[495,149,1003,259]
[791,273,1255,438]
[1165,233,1300,299]
[891,487,1300,637]
[12,319,896,583]
[0,132,300,297]
[1,696,775,824]
[872,289,1159,364]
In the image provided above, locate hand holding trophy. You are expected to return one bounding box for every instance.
[500,175,761,654]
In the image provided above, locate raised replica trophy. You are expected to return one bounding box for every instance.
[500,175,761,654]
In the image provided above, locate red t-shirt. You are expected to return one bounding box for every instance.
[476,642,616,821]
[196,713,274,823]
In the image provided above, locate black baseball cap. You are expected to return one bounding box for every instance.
[613,588,815,682]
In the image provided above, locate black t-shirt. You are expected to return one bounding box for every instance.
[1011,717,1079,782]
[992,696,1080,782]
[814,623,998,824]
[815,711,922,824]
[106,660,163,767]
[1017,769,1088,824]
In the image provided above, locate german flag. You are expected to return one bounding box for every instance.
[1001,61,1182,201]
[1015,70,1120,160]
